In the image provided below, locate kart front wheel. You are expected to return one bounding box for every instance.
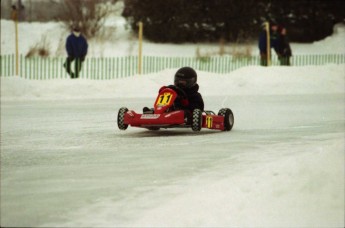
[117,107,129,130]
[192,109,202,131]
[218,108,234,131]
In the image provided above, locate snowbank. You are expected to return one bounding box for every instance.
[1,64,344,101]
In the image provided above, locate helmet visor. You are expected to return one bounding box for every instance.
[175,79,187,88]
[174,76,196,88]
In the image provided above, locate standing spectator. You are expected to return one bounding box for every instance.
[258,22,292,66]
[277,28,292,66]
[63,27,88,79]
[11,5,17,21]
[11,1,25,21]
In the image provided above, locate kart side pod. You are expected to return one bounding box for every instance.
[200,109,234,131]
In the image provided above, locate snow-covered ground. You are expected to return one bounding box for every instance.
[1,15,345,227]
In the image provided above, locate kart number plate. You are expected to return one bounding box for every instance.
[206,116,213,128]
[141,114,161,119]
[156,92,173,106]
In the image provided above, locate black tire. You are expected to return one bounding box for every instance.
[218,108,234,131]
[191,109,202,131]
[117,107,129,130]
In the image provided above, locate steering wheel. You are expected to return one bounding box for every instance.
[166,85,187,99]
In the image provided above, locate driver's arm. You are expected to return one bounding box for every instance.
[159,86,168,93]
[159,85,189,107]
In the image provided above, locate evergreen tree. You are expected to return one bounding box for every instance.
[122,0,345,43]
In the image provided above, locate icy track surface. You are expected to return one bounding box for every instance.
[1,66,345,227]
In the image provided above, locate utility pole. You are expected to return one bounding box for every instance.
[265,22,271,66]
[138,22,143,75]
[11,5,19,76]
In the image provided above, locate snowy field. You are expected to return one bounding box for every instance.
[1,17,345,227]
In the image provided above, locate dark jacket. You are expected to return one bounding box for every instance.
[277,35,292,57]
[258,27,280,53]
[66,33,88,58]
[258,26,291,57]
[175,84,204,111]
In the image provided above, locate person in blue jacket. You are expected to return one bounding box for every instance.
[258,23,292,66]
[63,27,88,78]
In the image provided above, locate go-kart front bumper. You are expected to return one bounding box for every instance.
[124,110,187,128]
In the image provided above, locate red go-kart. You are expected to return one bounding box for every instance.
[117,85,234,132]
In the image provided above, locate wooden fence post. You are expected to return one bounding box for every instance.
[265,22,271,66]
[138,22,143,75]
[12,5,19,76]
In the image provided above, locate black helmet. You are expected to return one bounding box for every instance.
[174,67,197,89]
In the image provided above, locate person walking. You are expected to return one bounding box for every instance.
[63,27,88,78]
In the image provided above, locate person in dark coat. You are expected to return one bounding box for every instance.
[170,66,204,112]
[277,27,292,66]
[258,23,292,66]
[143,67,204,115]
[63,27,88,78]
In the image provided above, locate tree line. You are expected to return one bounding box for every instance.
[122,0,345,43]
[3,0,344,43]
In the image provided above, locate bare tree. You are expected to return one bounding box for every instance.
[59,0,119,39]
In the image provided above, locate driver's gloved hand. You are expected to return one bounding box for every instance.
[181,98,189,107]
[143,107,154,114]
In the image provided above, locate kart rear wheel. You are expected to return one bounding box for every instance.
[218,108,234,131]
[192,109,202,131]
[117,107,129,130]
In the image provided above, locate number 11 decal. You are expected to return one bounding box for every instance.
[156,92,173,106]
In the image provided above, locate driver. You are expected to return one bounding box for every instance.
[170,66,204,111]
[143,66,204,113]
